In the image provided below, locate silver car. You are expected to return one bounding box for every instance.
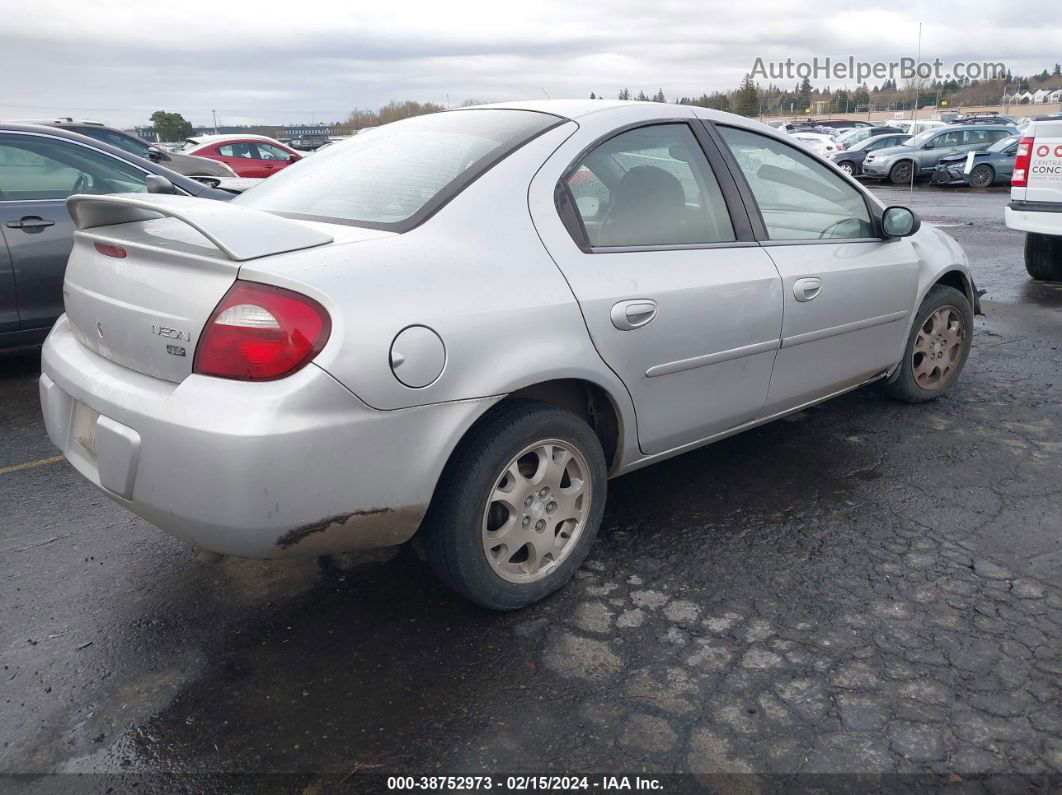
[40,101,977,609]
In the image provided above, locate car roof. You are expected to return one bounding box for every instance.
[186,133,287,145]
[4,117,107,127]
[0,122,208,194]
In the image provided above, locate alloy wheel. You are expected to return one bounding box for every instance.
[912,305,966,390]
[481,439,592,583]
[969,165,993,189]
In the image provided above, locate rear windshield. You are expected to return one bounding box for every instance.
[234,109,563,230]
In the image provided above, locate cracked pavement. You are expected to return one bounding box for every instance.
[1,186,1060,790]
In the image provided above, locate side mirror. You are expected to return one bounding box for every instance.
[922,141,935,149]
[147,146,166,162]
[146,174,178,194]
[288,154,300,162]
[882,206,920,238]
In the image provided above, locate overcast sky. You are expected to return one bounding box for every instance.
[1,0,1056,128]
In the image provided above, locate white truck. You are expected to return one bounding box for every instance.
[1005,117,1062,281]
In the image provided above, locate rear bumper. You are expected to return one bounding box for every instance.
[1005,204,1062,236]
[41,316,495,558]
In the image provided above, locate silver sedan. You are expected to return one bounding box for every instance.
[40,100,977,609]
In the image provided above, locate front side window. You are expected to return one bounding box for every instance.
[718,126,873,241]
[256,143,292,161]
[0,134,147,201]
[235,109,562,229]
[935,131,964,147]
[564,124,735,248]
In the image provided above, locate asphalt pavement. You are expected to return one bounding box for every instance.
[1,185,1060,791]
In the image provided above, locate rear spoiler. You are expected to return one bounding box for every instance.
[67,193,333,261]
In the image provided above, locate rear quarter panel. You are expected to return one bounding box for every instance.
[238,120,636,425]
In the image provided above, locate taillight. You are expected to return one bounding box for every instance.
[194,281,331,381]
[1012,136,1034,187]
[94,242,127,258]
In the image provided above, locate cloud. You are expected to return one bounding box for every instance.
[0,0,1055,127]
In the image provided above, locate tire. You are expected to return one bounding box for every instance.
[888,161,915,185]
[883,285,973,404]
[968,164,995,189]
[1024,233,1062,281]
[423,400,607,610]
[838,161,855,176]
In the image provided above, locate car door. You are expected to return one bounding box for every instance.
[712,124,919,414]
[0,226,18,333]
[214,141,261,177]
[919,129,966,172]
[533,121,784,455]
[254,142,299,176]
[0,131,149,331]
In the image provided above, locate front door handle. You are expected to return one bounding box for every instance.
[5,216,55,230]
[611,299,657,331]
[794,277,822,302]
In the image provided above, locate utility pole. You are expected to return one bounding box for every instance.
[212,109,218,134]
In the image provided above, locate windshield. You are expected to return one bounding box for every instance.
[235,109,563,229]
[907,129,938,147]
[989,135,1019,152]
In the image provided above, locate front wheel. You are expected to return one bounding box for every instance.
[423,400,607,610]
[883,285,972,404]
[889,161,915,185]
[838,161,855,176]
[1024,233,1062,281]
[968,164,995,189]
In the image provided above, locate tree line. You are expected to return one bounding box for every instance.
[608,63,1062,118]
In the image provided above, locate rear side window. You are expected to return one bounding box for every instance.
[0,133,147,201]
[218,142,257,158]
[72,127,152,159]
[235,109,563,229]
[565,124,735,247]
[718,126,872,241]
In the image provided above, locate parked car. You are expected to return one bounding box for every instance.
[7,118,237,178]
[789,131,837,156]
[180,135,303,177]
[830,132,912,176]
[890,119,947,137]
[955,114,1019,126]
[797,119,874,130]
[862,124,1017,184]
[40,101,976,609]
[1004,117,1062,280]
[931,135,1020,188]
[834,126,905,151]
[0,124,232,349]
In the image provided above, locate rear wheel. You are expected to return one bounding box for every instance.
[968,164,995,189]
[889,161,915,185]
[883,285,972,404]
[1024,233,1062,281]
[423,400,607,610]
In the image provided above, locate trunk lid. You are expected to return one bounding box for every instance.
[62,193,334,382]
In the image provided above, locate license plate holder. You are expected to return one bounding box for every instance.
[72,401,100,458]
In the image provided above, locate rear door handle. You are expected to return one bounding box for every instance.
[611,299,657,331]
[5,216,55,230]
[794,277,822,302]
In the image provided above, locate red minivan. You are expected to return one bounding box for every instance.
[183,136,302,178]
